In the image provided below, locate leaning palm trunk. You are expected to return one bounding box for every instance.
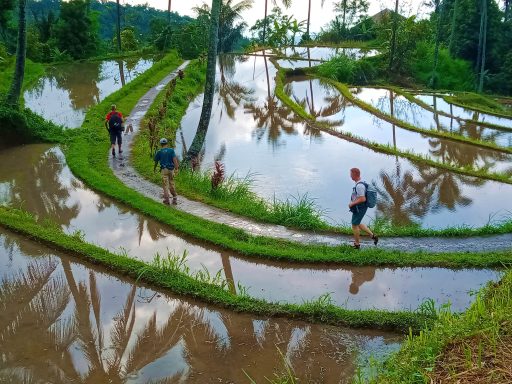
[116,0,122,51]
[430,0,443,88]
[6,0,27,106]
[185,0,222,164]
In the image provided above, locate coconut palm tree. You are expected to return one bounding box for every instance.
[306,0,326,40]
[185,0,222,166]
[6,0,26,105]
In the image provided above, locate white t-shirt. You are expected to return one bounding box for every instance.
[351,181,367,202]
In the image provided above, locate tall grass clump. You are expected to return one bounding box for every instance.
[317,55,378,84]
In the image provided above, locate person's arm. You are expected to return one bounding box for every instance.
[349,195,366,208]
[105,114,109,130]
[173,156,179,171]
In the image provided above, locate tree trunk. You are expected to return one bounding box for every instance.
[448,0,459,54]
[6,0,27,106]
[478,0,487,93]
[116,0,122,51]
[389,0,399,71]
[262,0,268,44]
[306,0,311,38]
[505,0,510,21]
[185,0,221,163]
[167,0,172,24]
[342,0,347,32]
[430,0,442,88]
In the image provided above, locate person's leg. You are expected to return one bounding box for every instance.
[161,169,171,204]
[117,131,123,153]
[109,131,116,157]
[352,225,361,246]
[359,224,374,237]
[168,170,177,204]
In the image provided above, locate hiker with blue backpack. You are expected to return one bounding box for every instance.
[105,104,124,158]
[348,167,378,249]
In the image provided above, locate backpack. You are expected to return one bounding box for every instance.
[108,112,123,131]
[356,181,377,208]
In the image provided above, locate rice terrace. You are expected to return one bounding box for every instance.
[1,0,512,382]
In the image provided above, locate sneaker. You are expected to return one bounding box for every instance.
[172,197,178,205]
[371,235,379,246]
[163,199,170,205]
[119,150,123,154]
[112,149,116,157]
[351,243,361,250]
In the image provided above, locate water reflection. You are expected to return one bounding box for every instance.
[0,144,504,311]
[355,88,512,146]
[257,46,379,61]
[414,94,512,130]
[23,57,155,128]
[0,229,402,383]
[176,56,512,229]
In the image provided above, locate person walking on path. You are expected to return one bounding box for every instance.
[348,167,378,249]
[105,104,125,158]
[154,138,179,205]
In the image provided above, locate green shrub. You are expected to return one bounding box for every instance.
[0,104,64,144]
[412,42,475,91]
[317,55,378,84]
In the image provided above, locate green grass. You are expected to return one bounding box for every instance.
[0,58,46,101]
[360,269,512,383]
[0,205,432,333]
[60,48,512,266]
[273,65,512,186]
[445,93,512,119]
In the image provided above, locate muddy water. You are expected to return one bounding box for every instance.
[414,94,512,130]
[352,87,512,148]
[23,57,155,128]
[177,55,512,229]
[0,228,403,383]
[0,144,503,312]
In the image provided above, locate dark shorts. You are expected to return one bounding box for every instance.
[351,205,368,225]
[109,130,122,145]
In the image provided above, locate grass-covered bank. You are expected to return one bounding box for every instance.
[0,206,430,333]
[445,93,512,119]
[131,60,330,232]
[61,49,512,266]
[362,269,512,383]
[0,58,45,97]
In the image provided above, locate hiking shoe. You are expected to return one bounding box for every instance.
[112,149,116,157]
[163,199,170,205]
[119,150,123,154]
[172,197,178,205]
[351,243,361,250]
[372,235,379,246]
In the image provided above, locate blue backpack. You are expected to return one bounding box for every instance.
[356,181,377,208]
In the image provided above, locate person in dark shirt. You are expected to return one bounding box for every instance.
[154,138,180,205]
[105,104,124,158]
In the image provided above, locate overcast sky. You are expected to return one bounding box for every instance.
[129,0,429,33]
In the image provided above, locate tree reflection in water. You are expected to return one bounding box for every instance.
[0,147,80,226]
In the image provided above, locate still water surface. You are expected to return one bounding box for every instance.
[0,228,402,383]
[23,57,155,128]
[0,144,502,312]
[176,55,512,229]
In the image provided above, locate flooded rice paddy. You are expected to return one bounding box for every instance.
[255,46,379,61]
[414,94,512,129]
[176,55,512,229]
[0,144,503,312]
[352,87,512,148]
[23,57,155,128]
[0,228,402,383]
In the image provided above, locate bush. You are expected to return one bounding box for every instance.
[412,42,475,90]
[0,104,64,144]
[317,54,378,84]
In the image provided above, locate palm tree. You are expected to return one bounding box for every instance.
[218,55,255,120]
[263,0,292,44]
[306,0,326,40]
[116,0,122,51]
[185,0,222,166]
[167,0,172,24]
[6,0,27,106]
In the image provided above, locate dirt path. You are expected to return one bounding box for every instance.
[109,63,512,253]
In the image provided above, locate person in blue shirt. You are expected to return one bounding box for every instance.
[154,138,180,205]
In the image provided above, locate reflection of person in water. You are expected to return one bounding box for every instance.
[349,267,376,295]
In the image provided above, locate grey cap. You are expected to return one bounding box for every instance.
[160,138,168,145]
